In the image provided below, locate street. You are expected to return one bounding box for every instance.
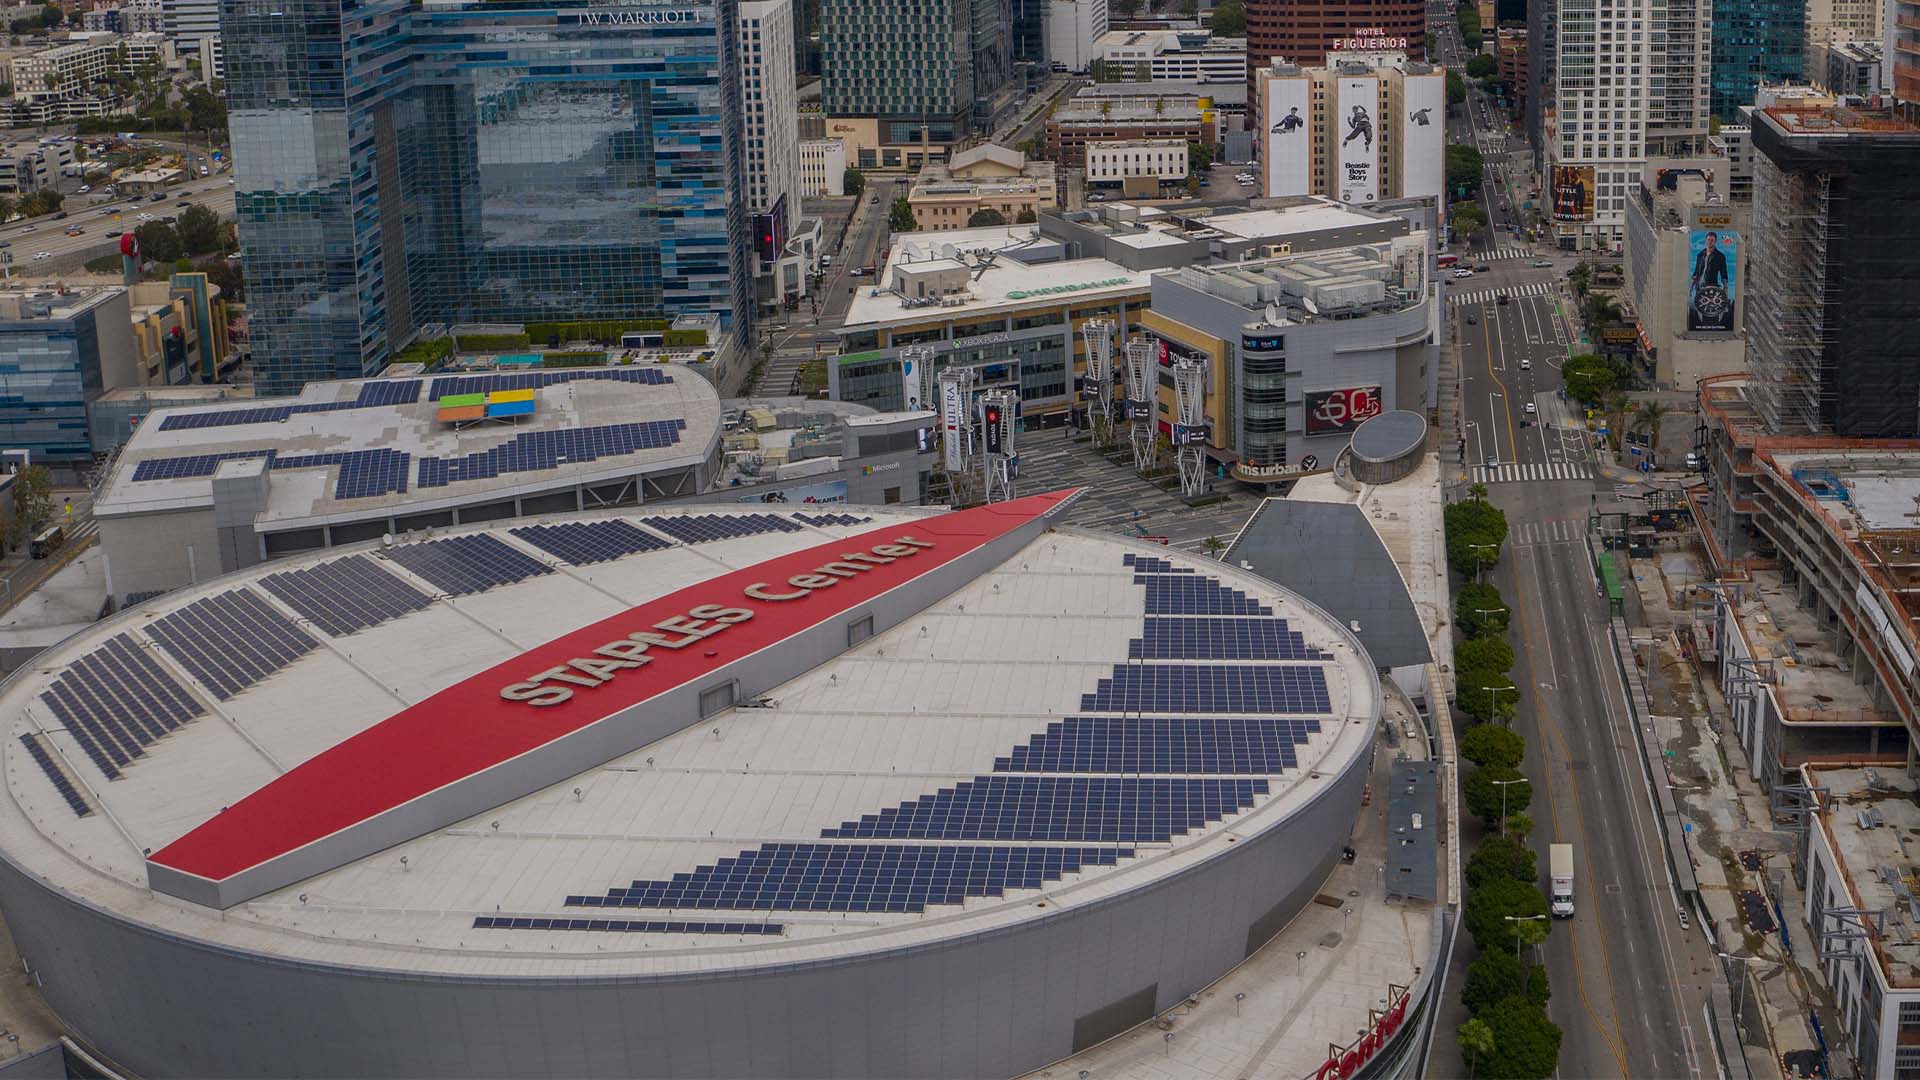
[1,181,236,275]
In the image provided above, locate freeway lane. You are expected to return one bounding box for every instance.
[1487,477,1718,1078]
[1,180,237,274]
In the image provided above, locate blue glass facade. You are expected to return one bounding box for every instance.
[225,0,751,396]
[0,295,116,463]
[1710,0,1805,119]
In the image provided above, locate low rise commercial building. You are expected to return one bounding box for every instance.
[797,137,847,197]
[1093,28,1246,83]
[1622,161,1747,390]
[907,144,1057,230]
[1138,237,1437,478]
[1046,92,1219,167]
[0,139,70,193]
[816,116,955,173]
[8,32,169,101]
[1085,138,1190,195]
[1813,37,1887,95]
[127,273,231,387]
[1253,51,1447,206]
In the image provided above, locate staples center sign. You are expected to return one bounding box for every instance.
[500,537,934,706]
[147,493,1073,909]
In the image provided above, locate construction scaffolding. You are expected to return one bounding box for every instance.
[1745,155,1835,436]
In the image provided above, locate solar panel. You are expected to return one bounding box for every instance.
[1129,618,1326,660]
[148,590,320,700]
[382,534,554,596]
[995,716,1319,774]
[793,513,873,527]
[640,513,804,545]
[471,916,784,935]
[259,555,433,637]
[425,368,671,401]
[38,633,206,779]
[510,520,671,565]
[1080,664,1333,714]
[132,447,411,500]
[1134,575,1274,616]
[415,420,685,489]
[155,381,423,431]
[821,776,1268,843]
[568,844,1135,914]
[17,733,91,817]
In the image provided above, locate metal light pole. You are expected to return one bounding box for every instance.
[1715,951,1774,1027]
[1490,775,1528,836]
[1504,912,1547,957]
[1489,683,1518,728]
[1468,541,1500,581]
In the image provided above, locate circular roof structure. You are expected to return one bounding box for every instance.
[0,494,1378,982]
[1349,409,1428,465]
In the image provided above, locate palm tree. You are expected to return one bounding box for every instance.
[1603,392,1633,455]
[1203,535,1225,559]
[1569,262,1592,298]
[1469,482,1490,503]
[1633,400,1670,460]
[1458,1017,1495,1080]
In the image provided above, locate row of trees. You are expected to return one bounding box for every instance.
[0,465,55,554]
[0,188,62,223]
[1450,543,1563,1078]
[1444,485,1507,580]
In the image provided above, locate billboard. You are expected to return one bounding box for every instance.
[1401,73,1445,203]
[900,349,928,412]
[1304,386,1384,434]
[740,480,849,505]
[1264,74,1312,197]
[1685,228,1738,333]
[940,378,965,471]
[1551,164,1595,222]
[1337,78,1379,204]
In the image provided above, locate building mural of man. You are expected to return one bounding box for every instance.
[1342,104,1373,151]
[1686,229,1737,332]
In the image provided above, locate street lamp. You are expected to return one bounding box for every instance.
[1471,605,1509,632]
[1504,913,1547,956]
[1715,951,1777,1024]
[1490,774,1528,835]
[1467,541,1500,581]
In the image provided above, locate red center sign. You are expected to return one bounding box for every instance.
[1304,386,1384,435]
[147,491,1076,908]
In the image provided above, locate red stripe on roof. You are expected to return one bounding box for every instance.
[150,492,1075,885]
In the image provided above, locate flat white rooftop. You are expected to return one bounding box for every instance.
[844,225,1151,328]
[0,510,1377,980]
[94,367,722,529]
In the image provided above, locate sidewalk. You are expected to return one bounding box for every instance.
[1623,542,1856,1078]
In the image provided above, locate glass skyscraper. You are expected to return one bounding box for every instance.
[224,0,751,396]
[1710,0,1805,120]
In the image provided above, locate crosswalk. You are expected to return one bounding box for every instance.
[1475,247,1538,261]
[1470,460,1591,484]
[1448,281,1554,306]
[1512,517,1586,546]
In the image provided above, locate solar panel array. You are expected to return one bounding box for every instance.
[156,380,423,431]
[38,633,204,779]
[509,554,1341,931]
[509,520,671,565]
[568,845,1135,914]
[18,733,91,816]
[383,534,553,596]
[132,447,411,500]
[793,513,872,527]
[642,513,804,545]
[821,776,1269,843]
[415,420,685,489]
[1130,618,1325,660]
[259,556,432,637]
[148,591,320,700]
[995,717,1321,774]
[1081,664,1331,714]
[472,916,783,935]
[425,368,671,401]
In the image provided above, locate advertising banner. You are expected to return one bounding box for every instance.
[900,350,927,412]
[1304,386,1384,434]
[1551,165,1595,222]
[1264,75,1312,197]
[1401,73,1445,203]
[940,379,965,471]
[1685,228,1737,333]
[1337,78,1380,204]
[740,480,849,505]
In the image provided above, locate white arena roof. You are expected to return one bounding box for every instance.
[0,494,1377,982]
[93,367,722,530]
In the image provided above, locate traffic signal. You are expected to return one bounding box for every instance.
[983,404,1004,454]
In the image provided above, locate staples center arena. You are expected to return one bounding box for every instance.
[0,491,1381,1079]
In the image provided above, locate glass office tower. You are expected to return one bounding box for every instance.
[224,0,751,396]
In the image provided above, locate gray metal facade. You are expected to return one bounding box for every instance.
[0,720,1369,1078]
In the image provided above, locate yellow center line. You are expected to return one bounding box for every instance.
[1514,543,1633,1077]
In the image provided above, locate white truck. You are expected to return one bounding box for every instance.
[1549,843,1575,917]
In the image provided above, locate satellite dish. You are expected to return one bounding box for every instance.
[1303,295,1321,315]
[382,532,394,547]
[1265,302,1280,325]
[940,242,958,259]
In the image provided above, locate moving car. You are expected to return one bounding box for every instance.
[1453,268,1474,278]
[1519,358,1531,370]
[1474,264,1492,272]
[149,192,167,202]
[1524,402,1537,414]
[31,251,49,260]
[1530,258,1553,268]
[1465,311,1477,324]
[1497,294,1510,305]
